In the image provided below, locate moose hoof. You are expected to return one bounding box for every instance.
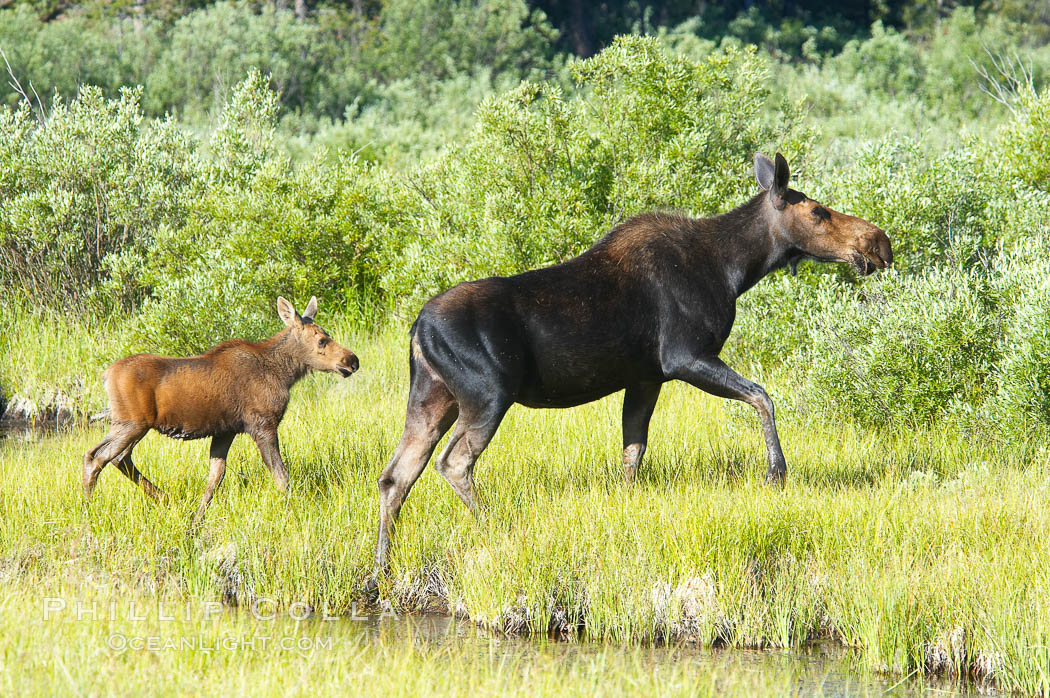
[359,574,380,602]
[764,469,786,488]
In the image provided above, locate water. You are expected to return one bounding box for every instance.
[0,418,63,441]
[338,613,985,697]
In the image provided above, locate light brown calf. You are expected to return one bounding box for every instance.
[83,297,358,532]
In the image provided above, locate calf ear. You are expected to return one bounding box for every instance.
[301,296,318,323]
[277,296,302,328]
[754,153,775,191]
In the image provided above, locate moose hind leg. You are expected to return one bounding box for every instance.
[189,433,235,533]
[433,401,509,513]
[82,422,149,500]
[83,439,113,500]
[621,383,661,482]
[376,375,458,570]
[115,452,165,502]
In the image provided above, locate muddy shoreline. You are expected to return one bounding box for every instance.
[0,391,106,433]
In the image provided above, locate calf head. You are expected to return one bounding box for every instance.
[754,153,893,275]
[277,296,359,377]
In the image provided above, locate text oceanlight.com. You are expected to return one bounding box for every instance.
[104,633,338,653]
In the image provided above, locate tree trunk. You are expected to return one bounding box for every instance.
[569,0,593,58]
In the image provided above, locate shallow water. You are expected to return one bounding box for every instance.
[339,613,984,697]
[0,419,63,441]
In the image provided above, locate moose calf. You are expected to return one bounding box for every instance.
[83,296,358,531]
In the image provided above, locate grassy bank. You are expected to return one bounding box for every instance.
[1,320,1048,695]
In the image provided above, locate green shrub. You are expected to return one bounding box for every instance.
[125,254,274,357]
[921,8,1012,118]
[206,68,281,185]
[803,268,1004,428]
[139,0,555,124]
[0,86,199,310]
[144,1,351,120]
[820,139,999,270]
[726,271,839,385]
[988,237,1050,434]
[775,7,1050,153]
[0,6,158,111]
[373,0,556,83]
[997,87,1050,192]
[722,7,844,61]
[131,76,411,354]
[280,69,531,168]
[133,154,407,355]
[829,21,921,100]
[386,36,812,307]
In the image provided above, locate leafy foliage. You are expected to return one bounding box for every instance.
[388,37,811,305]
[0,86,198,310]
[1,2,1050,435]
[805,268,1004,428]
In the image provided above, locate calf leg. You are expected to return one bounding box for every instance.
[189,433,236,533]
[670,356,787,485]
[250,429,289,493]
[82,422,151,500]
[115,453,165,502]
[621,383,661,482]
[376,373,458,571]
[433,401,509,513]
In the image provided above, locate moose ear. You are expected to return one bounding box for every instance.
[773,152,790,192]
[754,153,775,191]
[277,296,301,328]
[301,296,318,323]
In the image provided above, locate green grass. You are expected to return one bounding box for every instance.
[0,300,125,412]
[1,317,1049,695]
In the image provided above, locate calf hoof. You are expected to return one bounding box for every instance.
[82,457,101,501]
[764,468,787,488]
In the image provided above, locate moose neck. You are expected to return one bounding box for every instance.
[259,329,312,390]
[709,193,794,299]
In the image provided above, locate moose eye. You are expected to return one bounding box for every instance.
[318,338,329,348]
[811,206,830,223]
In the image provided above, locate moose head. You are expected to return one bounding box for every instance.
[754,152,893,275]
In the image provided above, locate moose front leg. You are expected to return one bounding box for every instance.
[250,429,290,494]
[671,356,787,486]
[622,383,662,482]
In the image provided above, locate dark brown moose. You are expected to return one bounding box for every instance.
[83,296,358,531]
[374,153,892,568]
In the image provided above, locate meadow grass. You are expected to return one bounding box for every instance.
[1,317,1049,694]
[0,300,125,411]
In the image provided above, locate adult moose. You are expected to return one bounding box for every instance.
[83,296,358,532]
[374,153,892,567]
